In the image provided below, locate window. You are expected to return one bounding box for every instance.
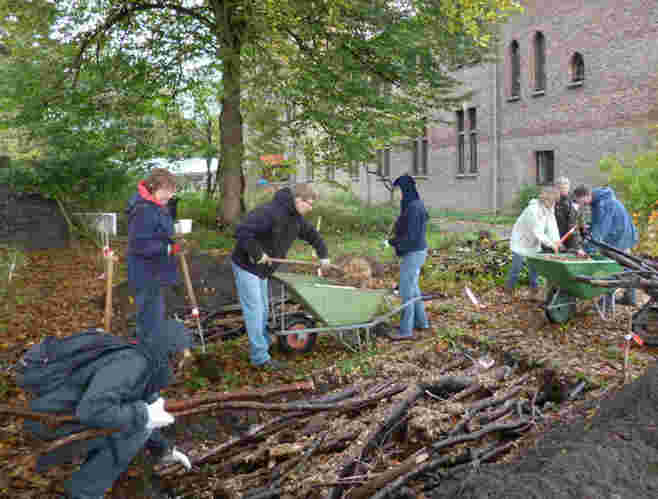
[349,161,359,181]
[377,149,391,177]
[468,108,478,173]
[410,130,429,176]
[536,151,554,184]
[534,32,546,93]
[456,110,465,174]
[570,52,585,84]
[510,40,521,99]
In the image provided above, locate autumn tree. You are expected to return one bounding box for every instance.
[3,0,521,225]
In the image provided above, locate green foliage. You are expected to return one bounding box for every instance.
[177,192,221,229]
[600,150,658,224]
[515,184,541,215]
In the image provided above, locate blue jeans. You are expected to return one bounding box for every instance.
[399,250,429,337]
[65,428,152,499]
[134,283,165,344]
[505,252,538,289]
[232,262,271,366]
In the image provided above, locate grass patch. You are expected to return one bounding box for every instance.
[430,208,516,225]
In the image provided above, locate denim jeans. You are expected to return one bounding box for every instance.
[399,250,429,337]
[505,252,538,289]
[65,428,152,499]
[134,283,165,343]
[232,262,271,366]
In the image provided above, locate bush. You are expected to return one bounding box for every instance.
[515,183,540,215]
[177,191,221,229]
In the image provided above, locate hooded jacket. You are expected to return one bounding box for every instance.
[510,199,560,257]
[232,187,328,279]
[126,181,178,287]
[389,175,429,257]
[587,187,638,252]
[23,320,191,456]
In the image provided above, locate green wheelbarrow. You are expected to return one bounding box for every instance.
[525,254,623,323]
[270,272,420,353]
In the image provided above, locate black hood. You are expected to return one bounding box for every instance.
[393,174,420,211]
[273,187,297,215]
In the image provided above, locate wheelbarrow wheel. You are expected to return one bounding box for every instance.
[277,314,318,354]
[545,288,576,323]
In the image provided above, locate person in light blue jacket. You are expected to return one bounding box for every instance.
[573,185,638,305]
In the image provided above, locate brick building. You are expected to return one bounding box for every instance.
[350,0,658,212]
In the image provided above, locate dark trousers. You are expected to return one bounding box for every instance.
[135,283,165,343]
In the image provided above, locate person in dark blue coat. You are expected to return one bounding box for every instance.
[387,174,430,340]
[22,321,193,499]
[573,185,639,305]
[126,169,181,343]
[232,183,330,369]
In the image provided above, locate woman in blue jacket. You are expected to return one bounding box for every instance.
[126,169,181,343]
[388,175,430,340]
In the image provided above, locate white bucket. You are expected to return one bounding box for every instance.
[175,219,193,234]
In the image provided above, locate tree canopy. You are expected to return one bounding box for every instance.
[1,0,522,223]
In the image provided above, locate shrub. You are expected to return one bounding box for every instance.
[177,191,221,229]
[515,183,541,215]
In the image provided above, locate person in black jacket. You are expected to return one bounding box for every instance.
[22,321,193,499]
[231,184,330,369]
[387,175,430,340]
[125,169,181,344]
[554,177,586,257]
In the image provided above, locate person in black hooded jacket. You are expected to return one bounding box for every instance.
[387,175,430,340]
[231,183,330,369]
[21,320,193,499]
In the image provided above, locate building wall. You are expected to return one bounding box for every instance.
[356,0,658,213]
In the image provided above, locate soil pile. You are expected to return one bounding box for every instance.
[431,362,658,499]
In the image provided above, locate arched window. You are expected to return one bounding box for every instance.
[534,32,546,92]
[510,40,521,98]
[570,52,585,83]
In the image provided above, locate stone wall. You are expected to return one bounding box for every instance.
[0,184,70,250]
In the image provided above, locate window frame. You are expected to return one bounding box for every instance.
[468,107,478,174]
[456,110,466,174]
[536,150,555,185]
[533,32,547,94]
[510,40,521,100]
[569,52,585,87]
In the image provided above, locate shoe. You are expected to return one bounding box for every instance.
[385,329,416,342]
[258,359,287,371]
[414,322,432,332]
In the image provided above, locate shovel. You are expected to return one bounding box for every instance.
[177,249,205,354]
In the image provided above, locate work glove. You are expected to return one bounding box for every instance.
[146,397,175,430]
[161,447,192,471]
[257,252,272,265]
[167,243,182,256]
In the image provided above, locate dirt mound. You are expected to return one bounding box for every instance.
[430,362,658,499]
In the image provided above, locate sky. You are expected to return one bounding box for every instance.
[147,157,218,174]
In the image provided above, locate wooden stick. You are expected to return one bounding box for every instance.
[178,250,204,353]
[103,253,114,332]
[269,257,343,272]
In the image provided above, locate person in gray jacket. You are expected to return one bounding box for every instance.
[22,321,192,499]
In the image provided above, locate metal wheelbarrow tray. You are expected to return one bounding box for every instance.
[270,272,418,353]
[525,254,623,323]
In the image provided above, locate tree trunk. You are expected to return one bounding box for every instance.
[216,15,244,226]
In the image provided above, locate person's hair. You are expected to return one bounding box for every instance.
[538,185,559,205]
[292,183,318,201]
[573,185,590,199]
[144,168,177,193]
[555,176,570,187]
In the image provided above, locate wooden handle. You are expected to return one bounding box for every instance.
[178,252,198,310]
[559,226,577,246]
[269,257,342,272]
[103,256,114,332]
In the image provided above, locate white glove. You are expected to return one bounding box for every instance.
[319,258,331,267]
[161,447,192,471]
[145,397,175,430]
[257,252,272,265]
[381,240,390,248]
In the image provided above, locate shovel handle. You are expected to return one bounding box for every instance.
[178,252,199,310]
[103,255,114,332]
[269,257,343,272]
